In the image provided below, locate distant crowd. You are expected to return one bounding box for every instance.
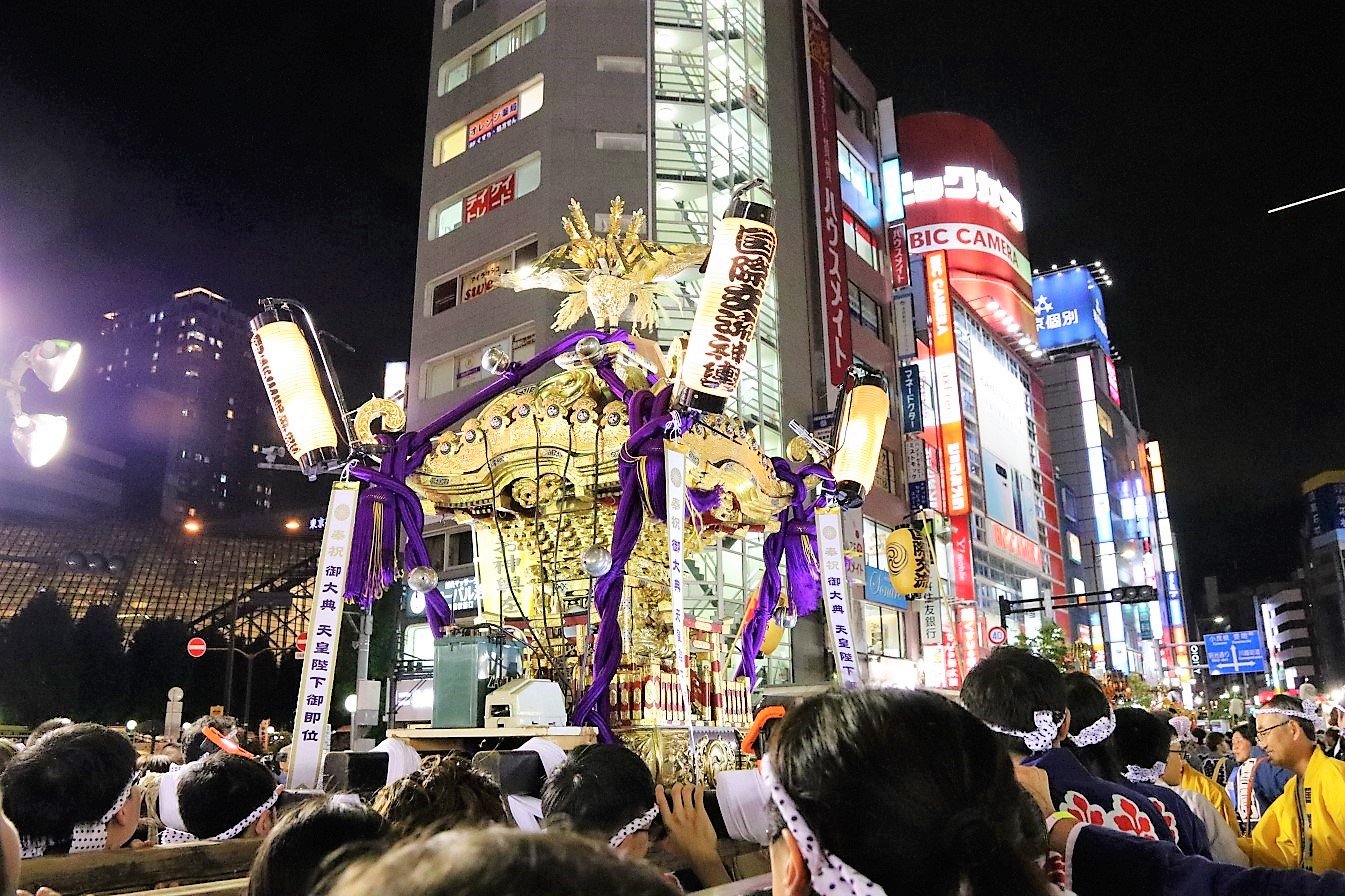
[2,647,1345,896]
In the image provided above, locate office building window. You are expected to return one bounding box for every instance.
[422,327,537,398]
[833,77,875,141]
[426,240,539,315]
[438,6,546,95]
[434,78,545,165]
[848,281,884,338]
[429,155,541,239]
[842,210,879,270]
[837,137,877,206]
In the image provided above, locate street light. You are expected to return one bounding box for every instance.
[182,518,203,535]
[125,719,138,732]
[1213,615,1225,624]
[3,339,83,467]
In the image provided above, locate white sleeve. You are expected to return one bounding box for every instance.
[1178,786,1248,867]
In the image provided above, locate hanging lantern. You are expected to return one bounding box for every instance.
[674,179,777,413]
[884,526,931,595]
[250,304,343,476]
[830,367,890,508]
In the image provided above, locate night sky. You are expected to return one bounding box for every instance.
[2,4,1342,591]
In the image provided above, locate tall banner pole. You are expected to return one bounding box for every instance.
[289,480,359,789]
[815,504,860,687]
[665,447,695,738]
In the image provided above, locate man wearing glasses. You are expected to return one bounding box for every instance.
[1240,693,1345,872]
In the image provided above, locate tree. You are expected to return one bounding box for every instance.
[0,591,78,725]
[1014,620,1071,669]
[126,618,194,724]
[73,605,130,723]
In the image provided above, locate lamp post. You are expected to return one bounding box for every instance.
[2,339,83,467]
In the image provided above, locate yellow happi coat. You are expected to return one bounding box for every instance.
[1182,763,1240,835]
[1238,748,1345,873]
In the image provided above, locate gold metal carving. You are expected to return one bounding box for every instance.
[497,197,709,333]
[353,397,406,443]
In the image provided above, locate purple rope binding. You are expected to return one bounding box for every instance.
[735,461,834,686]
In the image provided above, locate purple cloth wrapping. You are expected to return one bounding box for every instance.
[342,330,638,632]
[735,461,834,685]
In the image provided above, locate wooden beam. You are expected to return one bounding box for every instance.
[20,839,261,895]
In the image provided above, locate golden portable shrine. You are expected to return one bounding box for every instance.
[249,182,927,783]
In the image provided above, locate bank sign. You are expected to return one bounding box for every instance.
[1031,267,1111,354]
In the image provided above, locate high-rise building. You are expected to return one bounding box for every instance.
[894,112,1064,686]
[407,1,917,687]
[92,287,280,523]
[1256,583,1315,692]
[1302,471,1345,683]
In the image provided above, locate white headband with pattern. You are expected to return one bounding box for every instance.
[760,754,888,896]
[608,805,659,848]
[158,785,281,845]
[1258,706,1321,733]
[1124,762,1166,784]
[1069,709,1116,748]
[20,776,136,859]
[985,710,1061,754]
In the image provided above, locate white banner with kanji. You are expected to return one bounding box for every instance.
[816,504,861,687]
[288,481,358,789]
[665,447,693,726]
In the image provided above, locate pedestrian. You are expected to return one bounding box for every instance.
[1224,722,1293,836]
[1165,717,1240,833]
[1324,728,1344,761]
[248,795,388,896]
[765,687,1057,896]
[326,827,678,896]
[372,752,505,838]
[0,723,142,856]
[159,752,280,844]
[1202,731,1232,786]
[1241,694,1345,871]
[961,647,1174,844]
[541,742,729,889]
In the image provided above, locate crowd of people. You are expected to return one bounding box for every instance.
[1,647,1345,895]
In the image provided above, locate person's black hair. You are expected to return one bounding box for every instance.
[1232,722,1255,744]
[1191,727,1207,742]
[1062,672,1123,782]
[25,717,73,748]
[177,753,278,838]
[771,688,1052,896]
[372,753,505,837]
[1110,709,1170,772]
[326,827,677,896]
[961,646,1067,757]
[0,723,137,845]
[182,715,238,762]
[1205,731,1227,752]
[0,740,17,776]
[248,796,388,896]
[540,743,655,841]
[1263,694,1315,740]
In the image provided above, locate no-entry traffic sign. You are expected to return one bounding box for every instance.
[186,637,207,658]
[295,631,308,654]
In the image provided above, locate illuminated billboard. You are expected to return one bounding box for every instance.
[968,328,1039,541]
[1031,267,1111,354]
[927,251,970,516]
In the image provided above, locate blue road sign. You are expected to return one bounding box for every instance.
[1203,630,1266,676]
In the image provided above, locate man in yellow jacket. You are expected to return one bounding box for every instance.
[1240,694,1345,872]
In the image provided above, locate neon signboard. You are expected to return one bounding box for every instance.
[901,166,1023,231]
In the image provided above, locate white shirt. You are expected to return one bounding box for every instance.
[1159,781,1249,867]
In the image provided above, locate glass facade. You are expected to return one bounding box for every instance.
[652,0,789,683]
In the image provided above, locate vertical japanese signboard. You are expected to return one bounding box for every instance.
[289,481,358,790]
[665,448,693,725]
[816,505,860,687]
[927,250,970,516]
[888,222,910,289]
[802,3,851,390]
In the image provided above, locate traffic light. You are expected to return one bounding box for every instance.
[1110,585,1158,604]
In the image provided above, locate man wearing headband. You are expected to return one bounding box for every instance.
[962,647,1173,843]
[0,723,142,857]
[541,743,728,888]
[160,753,280,844]
[1240,694,1345,872]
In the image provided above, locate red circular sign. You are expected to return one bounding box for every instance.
[987,626,1009,647]
[186,637,207,658]
[295,632,308,654]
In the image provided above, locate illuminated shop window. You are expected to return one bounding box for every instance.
[842,210,879,269]
[837,136,877,206]
[427,240,539,315]
[438,6,546,95]
[422,326,537,399]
